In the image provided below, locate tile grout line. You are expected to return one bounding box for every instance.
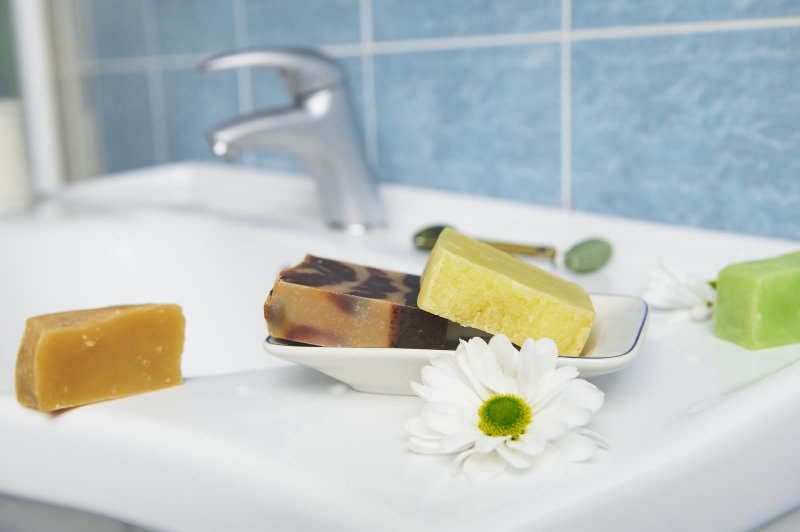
[232,0,256,167]
[77,0,105,171]
[82,55,208,76]
[83,15,800,75]
[560,0,572,211]
[359,0,380,168]
[354,15,800,55]
[368,31,564,55]
[77,0,97,71]
[571,15,800,41]
[141,0,169,165]
[232,0,253,114]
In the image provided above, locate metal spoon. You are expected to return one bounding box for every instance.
[412,225,612,273]
[413,225,557,259]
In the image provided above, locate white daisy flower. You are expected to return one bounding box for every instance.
[644,264,716,321]
[406,335,606,481]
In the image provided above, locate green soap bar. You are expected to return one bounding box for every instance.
[714,250,800,350]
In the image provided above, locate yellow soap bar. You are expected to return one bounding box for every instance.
[418,228,596,355]
[15,304,185,412]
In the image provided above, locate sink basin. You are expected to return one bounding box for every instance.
[0,164,431,383]
[1,163,799,531]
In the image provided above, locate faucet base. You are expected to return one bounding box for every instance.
[330,220,387,235]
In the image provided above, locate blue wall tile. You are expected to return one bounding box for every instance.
[572,0,800,28]
[88,0,146,59]
[244,0,361,47]
[374,45,561,205]
[571,29,800,240]
[80,0,800,241]
[162,68,240,162]
[90,72,155,173]
[149,0,236,55]
[373,0,561,41]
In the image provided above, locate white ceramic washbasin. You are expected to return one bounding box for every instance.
[1,163,799,531]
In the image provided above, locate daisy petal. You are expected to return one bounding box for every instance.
[430,352,461,373]
[533,337,559,359]
[406,333,606,481]
[465,337,507,393]
[419,365,482,407]
[428,354,488,400]
[534,381,604,428]
[695,281,717,303]
[439,431,482,454]
[410,381,446,404]
[690,303,714,321]
[576,428,610,450]
[421,402,476,436]
[519,338,562,402]
[528,337,558,372]
[525,415,569,441]
[474,434,507,454]
[644,264,715,320]
[452,447,475,475]
[530,366,580,408]
[454,345,493,400]
[405,416,441,439]
[545,405,595,428]
[488,334,519,376]
[517,339,538,400]
[407,436,444,454]
[497,442,535,469]
[557,379,605,414]
[510,434,547,457]
[529,444,567,477]
[461,450,508,482]
[552,430,599,463]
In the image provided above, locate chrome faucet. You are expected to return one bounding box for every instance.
[199,48,386,232]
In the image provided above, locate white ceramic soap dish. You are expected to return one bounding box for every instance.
[263,294,649,395]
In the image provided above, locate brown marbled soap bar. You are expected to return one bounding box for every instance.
[264,255,448,348]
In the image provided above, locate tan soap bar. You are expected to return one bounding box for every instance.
[265,255,448,348]
[15,304,185,412]
[418,228,596,356]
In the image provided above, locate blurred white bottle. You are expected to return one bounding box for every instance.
[0,97,31,215]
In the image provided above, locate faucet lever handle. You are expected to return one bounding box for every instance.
[199,48,344,96]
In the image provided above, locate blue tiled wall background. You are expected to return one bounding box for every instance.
[81,0,800,241]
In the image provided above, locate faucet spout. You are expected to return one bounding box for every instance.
[200,48,386,231]
[210,139,238,162]
[207,107,314,156]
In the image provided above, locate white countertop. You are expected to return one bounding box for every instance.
[1,163,798,531]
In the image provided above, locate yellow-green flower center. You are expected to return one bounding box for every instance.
[478,394,532,439]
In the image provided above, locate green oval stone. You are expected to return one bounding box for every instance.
[564,238,613,273]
